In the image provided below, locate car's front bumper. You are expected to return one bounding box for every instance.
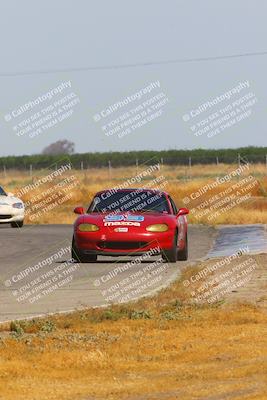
[0,206,24,224]
[74,230,174,256]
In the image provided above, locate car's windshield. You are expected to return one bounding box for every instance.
[88,190,170,214]
[0,186,7,196]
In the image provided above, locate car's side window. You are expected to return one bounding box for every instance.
[169,196,178,214]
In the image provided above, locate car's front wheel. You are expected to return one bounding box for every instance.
[162,233,178,263]
[11,221,24,228]
[71,236,97,263]
[177,233,188,261]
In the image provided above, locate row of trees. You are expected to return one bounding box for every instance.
[1,146,267,170]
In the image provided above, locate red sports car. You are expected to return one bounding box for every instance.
[72,188,189,263]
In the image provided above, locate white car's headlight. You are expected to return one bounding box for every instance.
[12,202,24,209]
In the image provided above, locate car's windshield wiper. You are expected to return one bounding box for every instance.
[138,209,163,213]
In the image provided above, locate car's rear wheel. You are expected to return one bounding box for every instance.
[162,232,178,263]
[11,221,24,228]
[71,236,97,263]
[177,233,188,261]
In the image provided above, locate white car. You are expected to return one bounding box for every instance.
[0,186,24,228]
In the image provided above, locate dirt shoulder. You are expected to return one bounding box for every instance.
[181,253,267,308]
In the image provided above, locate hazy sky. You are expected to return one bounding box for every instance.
[0,1,266,156]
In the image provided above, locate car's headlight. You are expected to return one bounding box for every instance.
[12,202,24,209]
[146,224,169,232]
[78,223,99,232]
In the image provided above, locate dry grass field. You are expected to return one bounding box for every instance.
[2,162,267,225]
[0,254,266,400]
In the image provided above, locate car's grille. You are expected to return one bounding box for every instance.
[98,241,148,250]
[0,215,12,220]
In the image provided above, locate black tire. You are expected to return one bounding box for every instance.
[11,221,24,228]
[71,236,97,263]
[85,254,97,263]
[162,232,178,263]
[177,233,188,261]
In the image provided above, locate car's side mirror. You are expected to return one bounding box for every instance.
[74,206,85,215]
[177,207,189,217]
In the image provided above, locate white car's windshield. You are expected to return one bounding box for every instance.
[0,186,7,196]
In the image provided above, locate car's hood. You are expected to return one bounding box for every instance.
[0,194,23,206]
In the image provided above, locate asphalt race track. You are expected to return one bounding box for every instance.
[0,224,266,323]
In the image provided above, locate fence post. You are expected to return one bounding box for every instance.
[108,160,112,180]
[188,157,192,180]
